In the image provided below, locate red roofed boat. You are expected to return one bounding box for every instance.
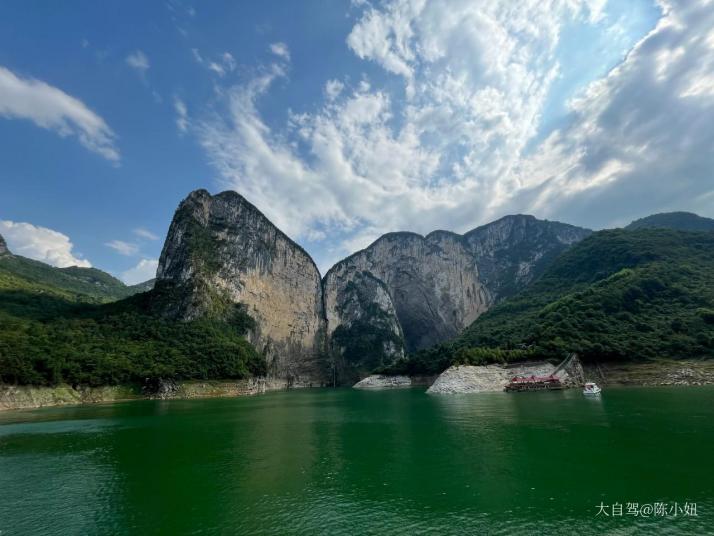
[504,374,563,392]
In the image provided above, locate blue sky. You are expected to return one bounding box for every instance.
[1,0,712,282]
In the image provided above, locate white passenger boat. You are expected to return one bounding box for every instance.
[583,382,602,395]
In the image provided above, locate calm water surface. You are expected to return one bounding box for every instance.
[1,386,713,535]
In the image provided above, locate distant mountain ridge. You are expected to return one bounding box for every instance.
[0,233,153,302]
[626,211,714,232]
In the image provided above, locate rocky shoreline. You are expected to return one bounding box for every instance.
[425,360,579,394]
[354,358,714,394]
[353,374,437,389]
[0,378,289,412]
[3,359,713,411]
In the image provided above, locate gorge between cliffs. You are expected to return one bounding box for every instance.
[153,189,591,388]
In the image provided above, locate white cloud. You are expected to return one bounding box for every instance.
[0,220,91,268]
[133,228,160,241]
[125,50,150,74]
[199,0,714,271]
[0,65,119,162]
[269,42,290,60]
[174,97,189,133]
[222,52,236,72]
[192,49,237,77]
[325,79,344,101]
[120,259,158,285]
[105,240,139,256]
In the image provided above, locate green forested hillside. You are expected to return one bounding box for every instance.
[0,283,264,386]
[386,229,714,375]
[0,245,263,386]
[0,253,149,303]
[626,211,714,232]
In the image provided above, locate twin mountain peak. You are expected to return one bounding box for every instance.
[155,189,592,385]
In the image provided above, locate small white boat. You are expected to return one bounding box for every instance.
[583,382,602,395]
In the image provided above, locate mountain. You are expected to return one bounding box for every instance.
[0,192,615,389]
[324,215,590,381]
[0,228,261,387]
[392,228,714,375]
[626,211,714,232]
[156,189,327,386]
[128,278,156,294]
[0,234,152,303]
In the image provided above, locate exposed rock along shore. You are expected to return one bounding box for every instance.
[353,375,412,389]
[426,362,572,394]
[417,358,714,395]
[0,378,289,412]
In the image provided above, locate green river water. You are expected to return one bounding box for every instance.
[1,386,713,535]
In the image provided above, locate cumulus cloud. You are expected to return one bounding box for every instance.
[120,258,158,285]
[105,240,139,256]
[0,65,119,162]
[0,220,91,268]
[199,0,714,271]
[133,227,160,240]
[125,50,150,74]
[505,0,714,228]
[324,79,344,101]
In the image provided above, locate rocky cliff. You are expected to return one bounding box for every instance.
[324,231,490,356]
[325,269,404,383]
[0,233,9,256]
[156,190,326,386]
[324,216,591,369]
[463,215,591,300]
[155,191,590,386]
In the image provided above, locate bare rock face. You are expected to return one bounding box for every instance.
[464,215,592,301]
[0,233,9,256]
[324,231,491,355]
[426,362,563,394]
[323,218,589,360]
[156,190,326,386]
[155,190,590,387]
[325,270,404,383]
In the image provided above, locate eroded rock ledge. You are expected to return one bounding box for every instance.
[353,375,413,389]
[426,361,574,394]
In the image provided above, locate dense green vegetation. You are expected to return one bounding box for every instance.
[0,250,264,387]
[0,253,149,303]
[626,211,714,232]
[0,287,264,386]
[332,305,403,380]
[387,229,714,375]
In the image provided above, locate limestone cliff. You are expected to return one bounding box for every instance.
[324,217,590,363]
[155,190,590,386]
[0,233,9,256]
[156,190,326,386]
[325,270,404,383]
[324,231,490,355]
